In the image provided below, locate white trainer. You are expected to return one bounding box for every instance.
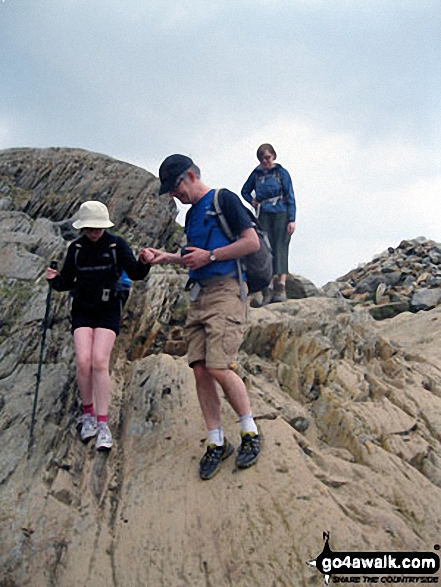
[96,422,113,451]
[80,413,97,442]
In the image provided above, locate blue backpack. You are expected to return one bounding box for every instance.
[116,268,131,306]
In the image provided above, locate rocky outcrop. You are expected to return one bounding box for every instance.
[285,272,322,299]
[324,237,441,319]
[0,147,179,247]
[1,148,440,587]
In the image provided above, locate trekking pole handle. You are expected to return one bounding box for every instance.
[50,260,58,270]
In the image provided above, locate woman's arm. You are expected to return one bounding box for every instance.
[281,167,296,223]
[46,244,77,291]
[241,170,257,205]
[117,237,151,280]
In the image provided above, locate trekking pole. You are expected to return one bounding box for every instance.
[28,260,58,453]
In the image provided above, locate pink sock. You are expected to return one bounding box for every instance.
[97,415,108,423]
[83,403,94,416]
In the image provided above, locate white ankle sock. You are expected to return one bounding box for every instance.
[208,427,224,446]
[239,413,258,435]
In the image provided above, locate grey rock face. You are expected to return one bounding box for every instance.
[0,146,177,247]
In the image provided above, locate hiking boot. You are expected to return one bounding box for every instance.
[96,422,113,451]
[261,287,274,306]
[80,413,97,442]
[235,431,260,469]
[199,438,234,480]
[250,287,273,308]
[250,296,262,308]
[272,283,286,303]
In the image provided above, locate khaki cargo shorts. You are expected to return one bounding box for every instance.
[184,279,247,369]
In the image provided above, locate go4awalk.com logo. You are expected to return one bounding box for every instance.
[307,532,440,585]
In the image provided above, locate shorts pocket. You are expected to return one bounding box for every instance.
[221,316,244,355]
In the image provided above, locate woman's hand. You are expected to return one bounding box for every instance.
[45,267,58,280]
[287,221,296,235]
[139,248,155,264]
[251,199,259,210]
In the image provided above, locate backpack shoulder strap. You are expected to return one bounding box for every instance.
[109,241,117,262]
[74,236,119,279]
[212,189,235,242]
[274,167,287,200]
[74,241,82,268]
[108,239,120,277]
[212,189,247,302]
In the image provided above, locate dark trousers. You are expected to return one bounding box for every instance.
[258,211,291,276]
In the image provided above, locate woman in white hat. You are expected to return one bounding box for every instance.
[46,201,154,450]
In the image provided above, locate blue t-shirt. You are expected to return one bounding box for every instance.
[185,188,254,281]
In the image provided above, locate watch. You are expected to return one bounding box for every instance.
[209,250,216,262]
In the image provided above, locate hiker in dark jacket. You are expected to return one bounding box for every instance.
[241,143,296,305]
[45,200,154,450]
[146,154,262,480]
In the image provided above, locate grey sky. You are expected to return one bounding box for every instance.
[1,0,440,285]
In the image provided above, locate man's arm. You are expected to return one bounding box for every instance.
[182,227,259,271]
[140,248,185,266]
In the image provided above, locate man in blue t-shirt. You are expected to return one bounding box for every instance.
[146,154,261,480]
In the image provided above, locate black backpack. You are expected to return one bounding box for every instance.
[212,189,272,295]
[73,238,132,306]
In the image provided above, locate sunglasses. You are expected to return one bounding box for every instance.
[170,174,186,195]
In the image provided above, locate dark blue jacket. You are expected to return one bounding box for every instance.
[241,163,296,222]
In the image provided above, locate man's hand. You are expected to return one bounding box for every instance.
[142,248,182,265]
[181,247,211,270]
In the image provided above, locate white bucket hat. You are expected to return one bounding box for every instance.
[72,201,114,229]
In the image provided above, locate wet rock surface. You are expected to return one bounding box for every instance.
[0,148,440,587]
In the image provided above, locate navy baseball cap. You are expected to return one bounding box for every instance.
[158,154,194,195]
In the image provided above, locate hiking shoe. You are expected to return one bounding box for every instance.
[80,414,97,442]
[95,422,113,451]
[250,297,262,308]
[235,431,260,469]
[250,287,273,308]
[199,438,234,480]
[271,283,286,303]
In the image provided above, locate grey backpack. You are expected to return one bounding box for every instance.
[212,189,273,296]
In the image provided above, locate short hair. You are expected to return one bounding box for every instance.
[257,143,277,162]
[188,164,201,178]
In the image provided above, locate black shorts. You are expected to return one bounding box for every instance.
[71,298,122,335]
